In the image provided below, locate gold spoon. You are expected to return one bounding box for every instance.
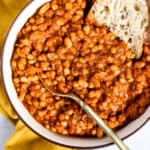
[39,77,129,150]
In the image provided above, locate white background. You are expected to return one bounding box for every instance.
[0,114,149,150]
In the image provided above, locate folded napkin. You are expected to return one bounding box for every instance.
[0,1,75,150]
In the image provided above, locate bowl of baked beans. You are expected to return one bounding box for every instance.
[1,0,150,148]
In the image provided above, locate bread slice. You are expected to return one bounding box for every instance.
[88,0,149,58]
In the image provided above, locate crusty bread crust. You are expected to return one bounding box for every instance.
[89,0,149,58]
[145,0,150,42]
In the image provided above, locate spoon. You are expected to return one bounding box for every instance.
[39,77,129,150]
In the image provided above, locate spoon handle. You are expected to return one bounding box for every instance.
[54,93,129,150]
[71,94,129,150]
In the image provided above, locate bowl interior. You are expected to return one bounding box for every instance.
[1,0,150,148]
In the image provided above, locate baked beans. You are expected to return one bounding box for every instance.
[11,0,150,137]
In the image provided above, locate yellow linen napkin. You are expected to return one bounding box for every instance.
[0,1,74,150]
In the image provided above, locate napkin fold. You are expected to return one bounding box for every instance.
[0,1,74,150]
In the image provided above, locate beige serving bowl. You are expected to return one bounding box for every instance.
[1,0,150,149]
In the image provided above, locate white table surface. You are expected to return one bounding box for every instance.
[0,114,149,150]
[0,115,14,150]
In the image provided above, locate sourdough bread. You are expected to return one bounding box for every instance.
[89,0,149,58]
